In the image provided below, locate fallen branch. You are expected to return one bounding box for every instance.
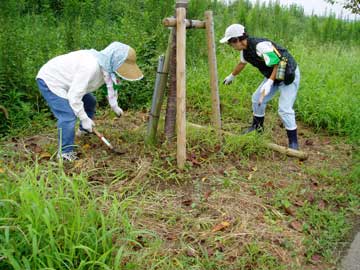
[266,143,308,161]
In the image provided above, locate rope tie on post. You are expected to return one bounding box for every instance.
[187,19,194,29]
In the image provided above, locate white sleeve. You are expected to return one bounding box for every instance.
[67,67,97,120]
[103,71,119,108]
[255,41,274,56]
[256,41,281,66]
[240,51,248,64]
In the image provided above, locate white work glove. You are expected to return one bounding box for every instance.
[111,106,123,117]
[223,73,235,85]
[80,117,95,133]
[259,79,274,105]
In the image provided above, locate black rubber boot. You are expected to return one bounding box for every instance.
[287,129,299,150]
[242,116,264,134]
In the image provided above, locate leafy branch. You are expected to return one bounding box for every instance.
[325,0,360,14]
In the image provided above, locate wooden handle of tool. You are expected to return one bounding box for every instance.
[93,128,102,138]
[93,128,114,149]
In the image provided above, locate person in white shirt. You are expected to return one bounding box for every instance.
[220,24,300,150]
[36,41,143,161]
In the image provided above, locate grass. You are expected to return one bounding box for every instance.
[0,163,139,270]
[1,11,359,270]
[1,108,359,269]
[187,38,360,145]
[295,43,360,143]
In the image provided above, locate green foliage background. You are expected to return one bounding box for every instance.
[0,1,360,269]
[0,0,359,143]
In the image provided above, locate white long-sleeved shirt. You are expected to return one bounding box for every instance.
[36,50,120,120]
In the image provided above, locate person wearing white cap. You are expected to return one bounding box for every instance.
[220,24,301,150]
[36,41,143,161]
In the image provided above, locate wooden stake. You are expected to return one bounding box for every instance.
[176,6,187,169]
[205,10,222,135]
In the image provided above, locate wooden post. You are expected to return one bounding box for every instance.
[146,29,173,144]
[176,6,187,169]
[205,10,221,134]
[165,1,189,142]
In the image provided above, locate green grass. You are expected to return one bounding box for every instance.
[1,34,359,270]
[2,33,359,270]
[1,123,360,269]
[295,43,360,143]
[186,40,360,145]
[0,161,155,270]
[0,0,360,269]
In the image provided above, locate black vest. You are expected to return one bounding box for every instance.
[243,37,297,85]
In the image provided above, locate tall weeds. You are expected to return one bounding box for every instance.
[0,0,359,142]
[0,163,151,269]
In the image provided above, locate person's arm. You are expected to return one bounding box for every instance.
[223,50,248,85]
[258,64,278,105]
[232,62,247,76]
[256,42,282,104]
[223,62,247,85]
[269,64,278,81]
[103,71,123,116]
[68,72,92,121]
[67,68,96,132]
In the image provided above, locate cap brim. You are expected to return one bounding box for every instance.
[220,36,230,43]
[116,62,143,81]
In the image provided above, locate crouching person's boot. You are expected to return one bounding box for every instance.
[242,116,264,134]
[286,129,299,150]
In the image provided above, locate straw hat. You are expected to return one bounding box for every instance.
[116,47,143,81]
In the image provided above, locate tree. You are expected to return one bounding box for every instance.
[326,0,360,14]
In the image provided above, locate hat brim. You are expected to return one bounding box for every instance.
[116,62,143,81]
[220,36,231,44]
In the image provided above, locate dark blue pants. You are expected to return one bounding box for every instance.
[37,78,96,153]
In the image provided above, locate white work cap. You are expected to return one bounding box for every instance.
[219,24,246,43]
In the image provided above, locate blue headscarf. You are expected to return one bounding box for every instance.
[90,42,130,83]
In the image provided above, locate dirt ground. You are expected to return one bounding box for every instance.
[5,110,356,269]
